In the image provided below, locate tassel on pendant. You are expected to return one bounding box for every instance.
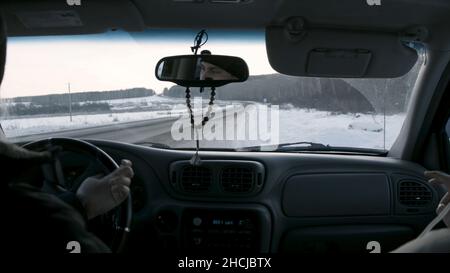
[190,139,202,166]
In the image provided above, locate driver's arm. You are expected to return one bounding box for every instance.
[2,139,134,220]
[2,140,132,253]
[58,190,89,220]
[392,170,450,253]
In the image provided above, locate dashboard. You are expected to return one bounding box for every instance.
[84,139,445,253]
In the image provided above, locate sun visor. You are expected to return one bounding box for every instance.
[266,24,419,78]
[1,0,145,37]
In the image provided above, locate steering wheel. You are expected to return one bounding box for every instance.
[22,137,132,253]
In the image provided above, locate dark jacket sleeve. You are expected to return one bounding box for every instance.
[2,140,111,253]
[57,191,89,221]
[6,183,111,253]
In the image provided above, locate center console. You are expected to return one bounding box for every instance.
[182,209,264,251]
[153,205,271,253]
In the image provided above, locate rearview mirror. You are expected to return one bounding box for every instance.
[155,55,249,87]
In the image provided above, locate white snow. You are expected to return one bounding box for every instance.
[94,95,185,110]
[1,110,183,138]
[1,97,407,150]
[348,121,383,133]
[278,109,405,150]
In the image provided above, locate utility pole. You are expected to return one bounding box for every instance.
[68,82,72,122]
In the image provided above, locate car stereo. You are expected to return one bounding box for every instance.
[181,209,262,252]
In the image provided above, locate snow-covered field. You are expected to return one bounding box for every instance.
[94,95,186,111]
[0,96,406,150]
[175,107,405,150]
[92,95,234,111]
[278,109,404,150]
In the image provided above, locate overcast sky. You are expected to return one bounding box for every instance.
[0,30,276,98]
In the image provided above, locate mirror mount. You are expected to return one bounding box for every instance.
[190,29,209,55]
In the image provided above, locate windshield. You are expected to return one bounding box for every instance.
[0,30,423,152]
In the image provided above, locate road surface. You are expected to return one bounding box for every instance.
[9,110,269,149]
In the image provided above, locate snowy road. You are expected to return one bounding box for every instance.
[9,116,178,144]
[4,100,406,151]
[7,107,247,147]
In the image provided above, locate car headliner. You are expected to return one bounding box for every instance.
[1,0,450,50]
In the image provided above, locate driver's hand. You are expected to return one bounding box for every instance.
[76,159,134,220]
[425,170,450,227]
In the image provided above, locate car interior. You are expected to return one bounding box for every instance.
[1,0,450,254]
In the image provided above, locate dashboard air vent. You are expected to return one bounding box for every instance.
[221,167,254,193]
[180,166,212,193]
[398,181,432,207]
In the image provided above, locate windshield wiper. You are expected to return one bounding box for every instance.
[134,141,171,149]
[133,141,386,155]
[237,141,387,155]
[277,141,330,151]
[237,141,329,152]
